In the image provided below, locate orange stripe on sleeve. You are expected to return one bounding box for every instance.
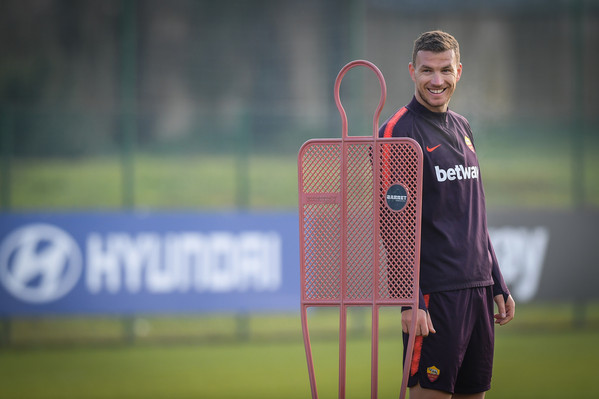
[383,106,407,138]
[381,107,408,191]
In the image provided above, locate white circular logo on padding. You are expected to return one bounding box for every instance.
[0,224,82,303]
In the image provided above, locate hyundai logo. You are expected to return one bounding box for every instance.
[0,224,82,303]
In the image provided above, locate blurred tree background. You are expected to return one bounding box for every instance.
[0,0,597,210]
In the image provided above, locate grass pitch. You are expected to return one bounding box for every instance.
[2,330,598,399]
[2,304,599,398]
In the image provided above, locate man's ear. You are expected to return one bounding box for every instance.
[409,62,416,82]
[456,62,463,82]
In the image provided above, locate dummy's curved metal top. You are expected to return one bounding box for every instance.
[333,59,387,139]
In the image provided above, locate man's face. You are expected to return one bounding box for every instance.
[409,49,462,113]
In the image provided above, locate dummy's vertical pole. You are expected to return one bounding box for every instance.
[371,306,380,399]
[339,305,347,398]
[338,129,349,399]
[302,305,319,399]
[400,312,419,399]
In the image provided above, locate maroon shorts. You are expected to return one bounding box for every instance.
[403,286,495,394]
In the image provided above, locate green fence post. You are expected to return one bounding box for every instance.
[235,312,250,342]
[572,299,588,329]
[120,0,138,209]
[235,109,250,210]
[570,0,585,209]
[1,108,13,211]
[348,0,366,136]
[0,318,10,348]
[122,316,136,345]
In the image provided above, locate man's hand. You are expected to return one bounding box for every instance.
[494,294,515,326]
[401,308,436,336]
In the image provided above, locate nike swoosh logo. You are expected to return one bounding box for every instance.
[426,144,441,152]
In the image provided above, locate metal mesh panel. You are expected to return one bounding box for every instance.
[346,144,374,301]
[301,144,341,193]
[300,143,342,300]
[377,142,420,301]
[299,138,421,306]
[303,203,342,300]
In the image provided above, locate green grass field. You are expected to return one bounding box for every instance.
[2,303,599,398]
[4,331,599,399]
[4,128,599,211]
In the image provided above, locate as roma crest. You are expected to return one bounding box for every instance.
[464,136,475,153]
[426,365,440,382]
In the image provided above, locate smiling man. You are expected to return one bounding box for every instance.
[410,38,461,113]
[379,31,515,399]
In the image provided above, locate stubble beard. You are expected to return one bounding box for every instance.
[416,87,451,113]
